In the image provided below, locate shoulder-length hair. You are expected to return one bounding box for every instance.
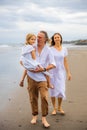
[51,33,62,46]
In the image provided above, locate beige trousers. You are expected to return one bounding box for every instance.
[27,76,48,116]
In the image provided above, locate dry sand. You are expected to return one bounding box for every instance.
[0,48,87,130]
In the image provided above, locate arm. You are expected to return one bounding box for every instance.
[29,64,55,73]
[33,48,56,72]
[45,49,56,71]
[30,47,56,73]
[31,50,36,60]
[64,56,72,80]
[31,58,56,73]
[44,64,55,71]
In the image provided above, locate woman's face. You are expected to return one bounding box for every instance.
[54,34,61,44]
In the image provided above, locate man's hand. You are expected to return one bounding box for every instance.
[29,66,44,73]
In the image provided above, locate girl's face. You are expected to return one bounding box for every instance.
[54,34,61,44]
[28,36,36,45]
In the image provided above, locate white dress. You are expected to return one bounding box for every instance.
[49,46,68,99]
[20,44,50,76]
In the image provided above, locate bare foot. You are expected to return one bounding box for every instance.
[19,80,24,87]
[51,109,56,115]
[31,116,37,124]
[42,117,50,128]
[58,107,65,115]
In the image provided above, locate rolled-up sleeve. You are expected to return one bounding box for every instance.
[47,48,56,67]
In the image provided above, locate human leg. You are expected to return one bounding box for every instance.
[45,75,54,89]
[58,97,65,114]
[39,81,50,127]
[51,97,57,115]
[27,76,39,123]
[19,69,27,87]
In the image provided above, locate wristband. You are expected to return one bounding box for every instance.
[44,68,46,71]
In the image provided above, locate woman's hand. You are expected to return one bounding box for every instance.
[67,72,72,80]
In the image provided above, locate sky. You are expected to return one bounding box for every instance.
[0,0,87,44]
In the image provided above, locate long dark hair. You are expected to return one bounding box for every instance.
[51,33,62,46]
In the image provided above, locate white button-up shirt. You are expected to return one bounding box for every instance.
[27,44,56,81]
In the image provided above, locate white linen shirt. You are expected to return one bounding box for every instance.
[27,44,56,81]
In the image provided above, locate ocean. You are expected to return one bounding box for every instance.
[0,44,24,110]
[0,42,87,49]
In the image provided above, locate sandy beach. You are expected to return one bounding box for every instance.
[0,46,87,130]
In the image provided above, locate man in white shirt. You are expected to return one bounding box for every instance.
[27,31,56,128]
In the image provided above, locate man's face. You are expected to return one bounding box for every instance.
[37,32,46,45]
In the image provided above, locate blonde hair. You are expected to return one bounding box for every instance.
[25,33,36,45]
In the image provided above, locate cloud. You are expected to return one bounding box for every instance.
[0,0,87,43]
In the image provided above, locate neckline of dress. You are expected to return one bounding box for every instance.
[53,46,63,52]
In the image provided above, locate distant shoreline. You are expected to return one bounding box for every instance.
[0,39,87,46]
[63,39,87,45]
[0,44,87,52]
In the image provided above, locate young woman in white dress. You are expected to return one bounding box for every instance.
[49,33,72,115]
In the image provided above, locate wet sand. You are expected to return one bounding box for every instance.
[0,48,87,130]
